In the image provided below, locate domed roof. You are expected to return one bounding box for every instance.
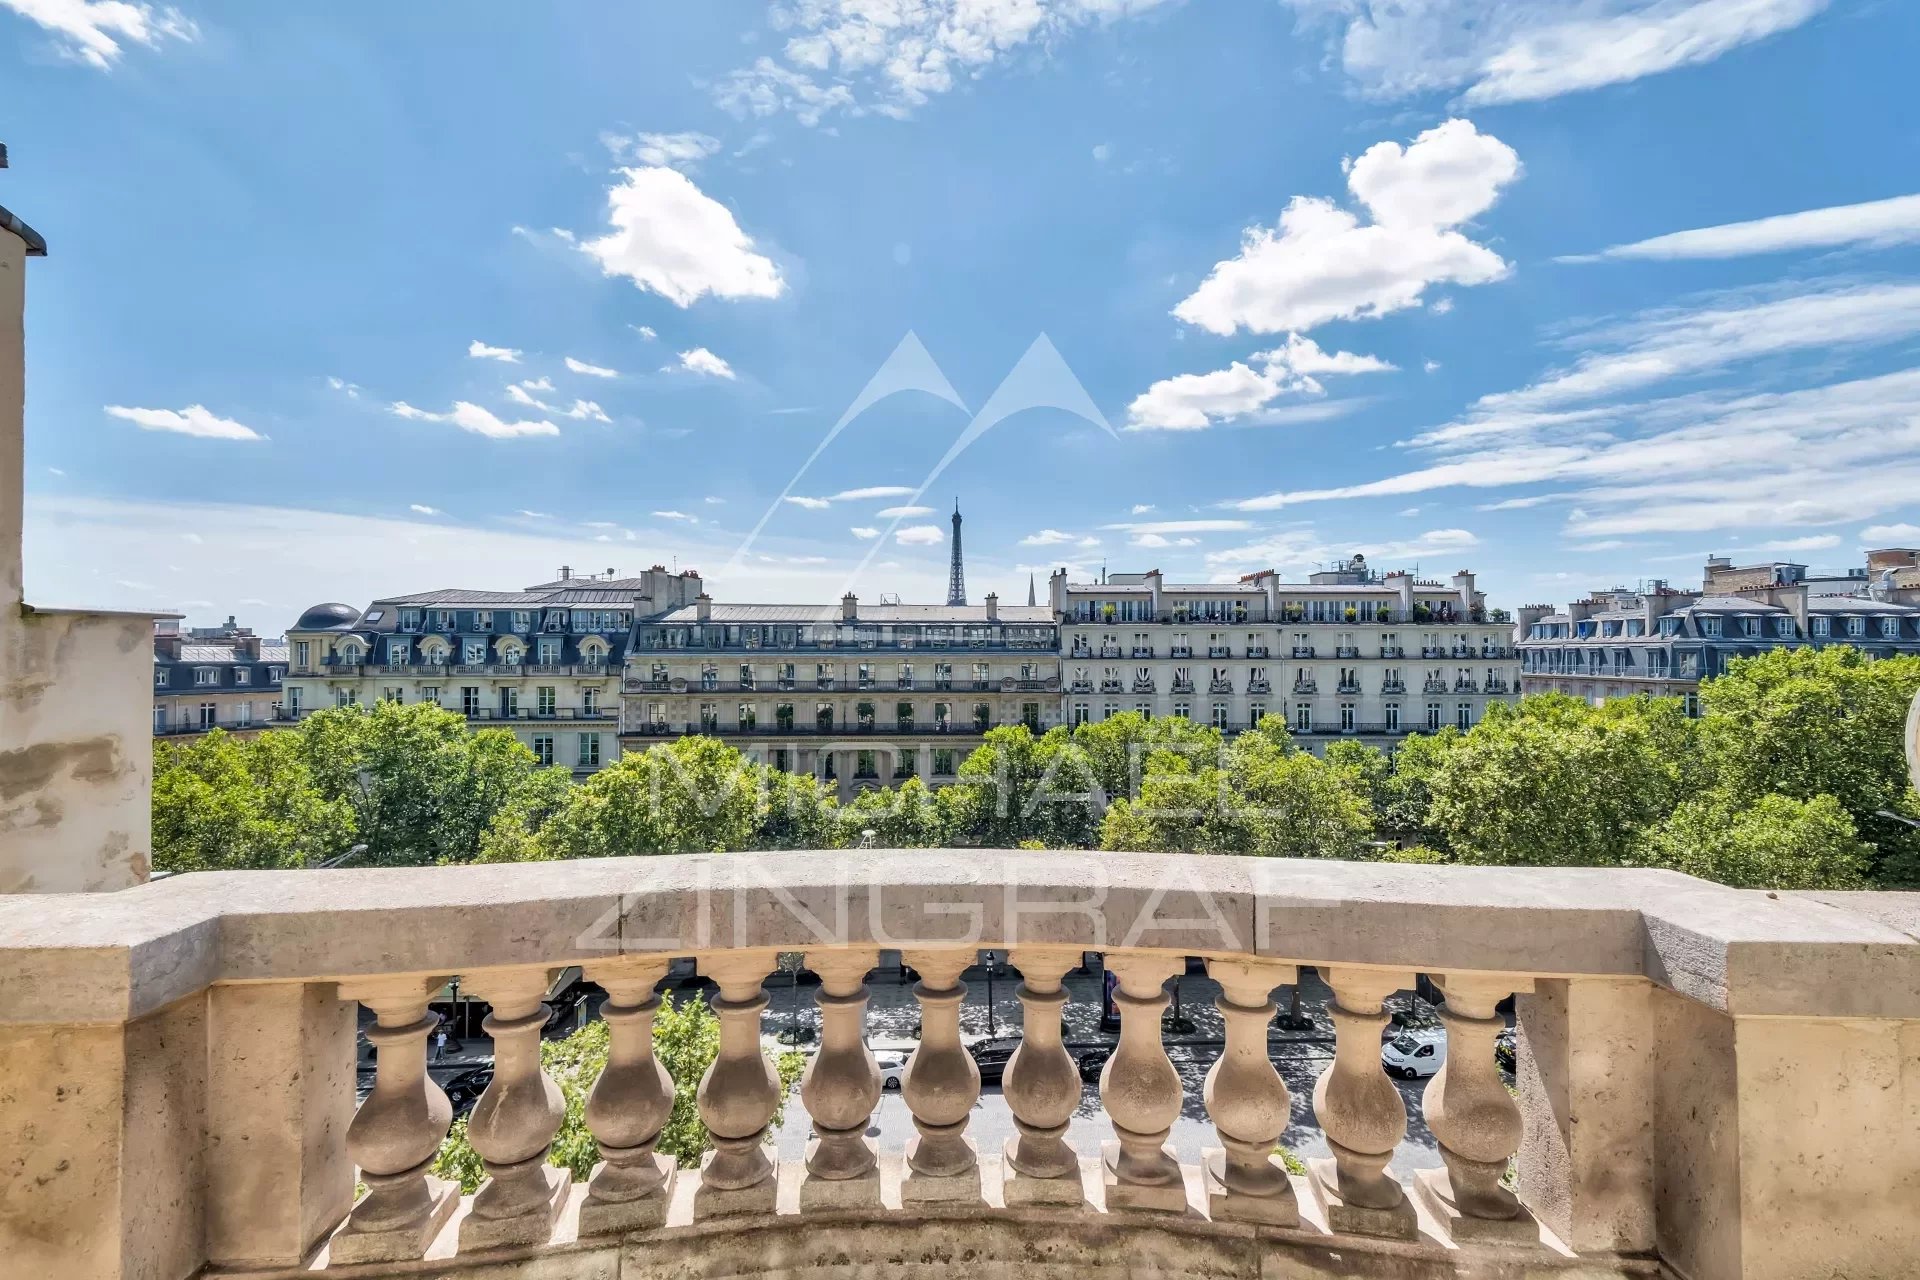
[294,602,361,631]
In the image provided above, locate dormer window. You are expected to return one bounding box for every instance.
[1882,617,1902,638]
[1812,617,1831,637]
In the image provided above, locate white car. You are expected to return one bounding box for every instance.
[874,1051,907,1090]
[1381,1028,1447,1079]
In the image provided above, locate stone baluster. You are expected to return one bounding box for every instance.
[1202,958,1299,1225]
[1415,974,1537,1244]
[799,948,883,1207]
[1309,966,1416,1239]
[693,949,781,1216]
[459,967,570,1251]
[1002,947,1085,1205]
[1099,952,1186,1212]
[900,948,982,1202]
[579,956,676,1235]
[329,976,458,1265]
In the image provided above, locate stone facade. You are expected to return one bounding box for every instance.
[1052,559,1518,744]
[152,618,289,739]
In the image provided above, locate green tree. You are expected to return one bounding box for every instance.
[474,765,578,863]
[536,736,763,857]
[1072,711,1224,804]
[1636,792,1871,890]
[432,992,805,1192]
[754,767,843,850]
[1425,695,1690,867]
[838,776,950,847]
[1696,648,1920,882]
[152,730,355,872]
[1223,731,1374,859]
[948,725,1101,848]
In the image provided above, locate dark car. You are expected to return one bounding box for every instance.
[1494,1027,1517,1074]
[441,1066,494,1117]
[1076,1046,1112,1082]
[966,1037,1021,1084]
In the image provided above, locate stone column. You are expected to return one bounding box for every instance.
[900,948,982,1202]
[206,982,357,1269]
[579,956,676,1235]
[1515,977,1655,1254]
[1202,958,1298,1225]
[1002,947,1084,1205]
[799,948,883,1207]
[329,976,459,1265]
[693,949,781,1217]
[1416,974,1535,1243]
[1099,952,1186,1212]
[459,966,570,1251]
[1309,966,1416,1239]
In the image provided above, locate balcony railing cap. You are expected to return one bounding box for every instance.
[3,855,1918,1026]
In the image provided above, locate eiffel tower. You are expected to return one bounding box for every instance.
[946,500,967,606]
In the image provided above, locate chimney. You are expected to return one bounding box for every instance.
[1144,569,1164,620]
[154,620,183,661]
[1452,570,1477,619]
[559,565,572,580]
[984,592,999,622]
[1388,571,1416,622]
[238,633,262,661]
[695,593,712,623]
[1048,567,1067,616]
[841,591,858,621]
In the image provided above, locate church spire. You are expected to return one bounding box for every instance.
[946,500,967,606]
[1028,572,1036,607]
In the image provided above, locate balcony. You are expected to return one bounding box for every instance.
[1169,645,1193,658]
[1380,646,1405,659]
[1291,646,1315,658]
[1170,677,1195,694]
[6,855,1915,1280]
[1099,645,1122,659]
[1337,680,1361,694]
[1292,679,1318,694]
[1422,647,1446,659]
[1247,678,1270,694]
[1424,678,1449,694]
[1132,646,1155,659]
[1068,645,1093,659]
[1455,679,1479,693]
[1099,679,1124,694]
[1207,678,1232,694]
[1382,680,1407,694]
[1246,645,1270,659]
[1335,646,1359,659]
[1207,646,1231,658]
[1131,678,1156,694]
[1068,679,1093,693]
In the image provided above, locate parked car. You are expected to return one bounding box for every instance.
[1494,1027,1516,1074]
[874,1051,907,1090]
[1382,1028,1446,1079]
[967,1037,1020,1085]
[441,1066,494,1116]
[1076,1045,1112,1082]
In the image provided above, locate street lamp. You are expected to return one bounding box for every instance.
[317,842,369,870]
[983,950,998,1039]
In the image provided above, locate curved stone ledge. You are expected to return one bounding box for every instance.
[1,851,1916,1025]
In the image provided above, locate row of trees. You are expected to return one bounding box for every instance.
[154,647,1920,889]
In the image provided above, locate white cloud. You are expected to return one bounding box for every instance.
[1020,529,1079,546]
[575,167,785,308]
[634,325,658,340]
[1172,119,1519,336]
[1206,526,1480,575]
[1563,192,1920,263]
[675,347,736,380]
[1,0,195,70]
[851,526,882,540]
[875,504,935,518]
[1862,524,1920,544]
[704,496,726,504]
[565,356,619,378]
[714,0,1179,124]
[105,404,263,441]
[1103,518,1254,535]
[566,400,611,422]
[46,467,65,476]
[1476,494,1560,511]
[506,384,546,409]
[1285,0,1828,105]
[1424,360,1442,373]
[1127,333,1394,430]
[831,485,914,501]
[410,504,441,516]
[895,525,945,546]
[614,131,722,168]
[388,400,559,439]
[785,496,831,510]
[1474,282,1920,417]
[1745,534,1841,552]
[1130,503,1155,514]
[469,340,521,363]
[517,509,554,519]
[1130,533,1202,549]
[652,510,694,521]
[1092,143,1112,163]
[521,376,555,392]
[326,375,361,398]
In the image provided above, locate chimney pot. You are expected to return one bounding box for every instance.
[842,592,858,621]
[695,593,712,622]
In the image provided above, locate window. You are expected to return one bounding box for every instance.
[153,706,166,732]
[1457,702,1472,731]
[578,734,601,768]
[463,640,488,665]
[1812,617,1831,637]
[386,640,408,666]
[700,702,720,732]
[701,663,718,690]
[817,703,835,731]
[473,611,493,632]
[334,688,357,708]
[1883,617,1902,638]
[199,702,217,730]
[461,687,481,717]
[895,749,917,779]
[513,610,532,633]
[771,749,791,773]
[1427,703,1442,732]
[897,701,914,731]
[739,663,755,689]
[1340,703,1355,733]
[537,686,556,715]
[933,749,957,776]
[934,662,953,689]
[539,639,561,665]
[1022,702,1041,730]
[421,686,441,706]
[1847,616,1866,638]
[1294,703,1312,734]
[1249,700,1265,724]
[294,640,311,668]
[1073,702,1090,725]
[1385,703,1400,733]
[382,687,403,703]
[501,687,519,717]
[973,703,991,731]
[234,667,251,685]
[773,703,794,731]
[532,735,554,767]
[1211,702,1228,730]
[972,661,990,686]
[739,703,756,731]
[286,687,303,715]
[1172,701,1190,719]
[154,667,167,687]
[194,667,218,686]
[581,688,599,715]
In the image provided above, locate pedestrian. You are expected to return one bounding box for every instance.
[433,1025,448,1062]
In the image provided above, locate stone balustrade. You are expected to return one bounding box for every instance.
[2,852,1919,1280]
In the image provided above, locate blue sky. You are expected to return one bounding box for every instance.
[9,0,1920,627]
